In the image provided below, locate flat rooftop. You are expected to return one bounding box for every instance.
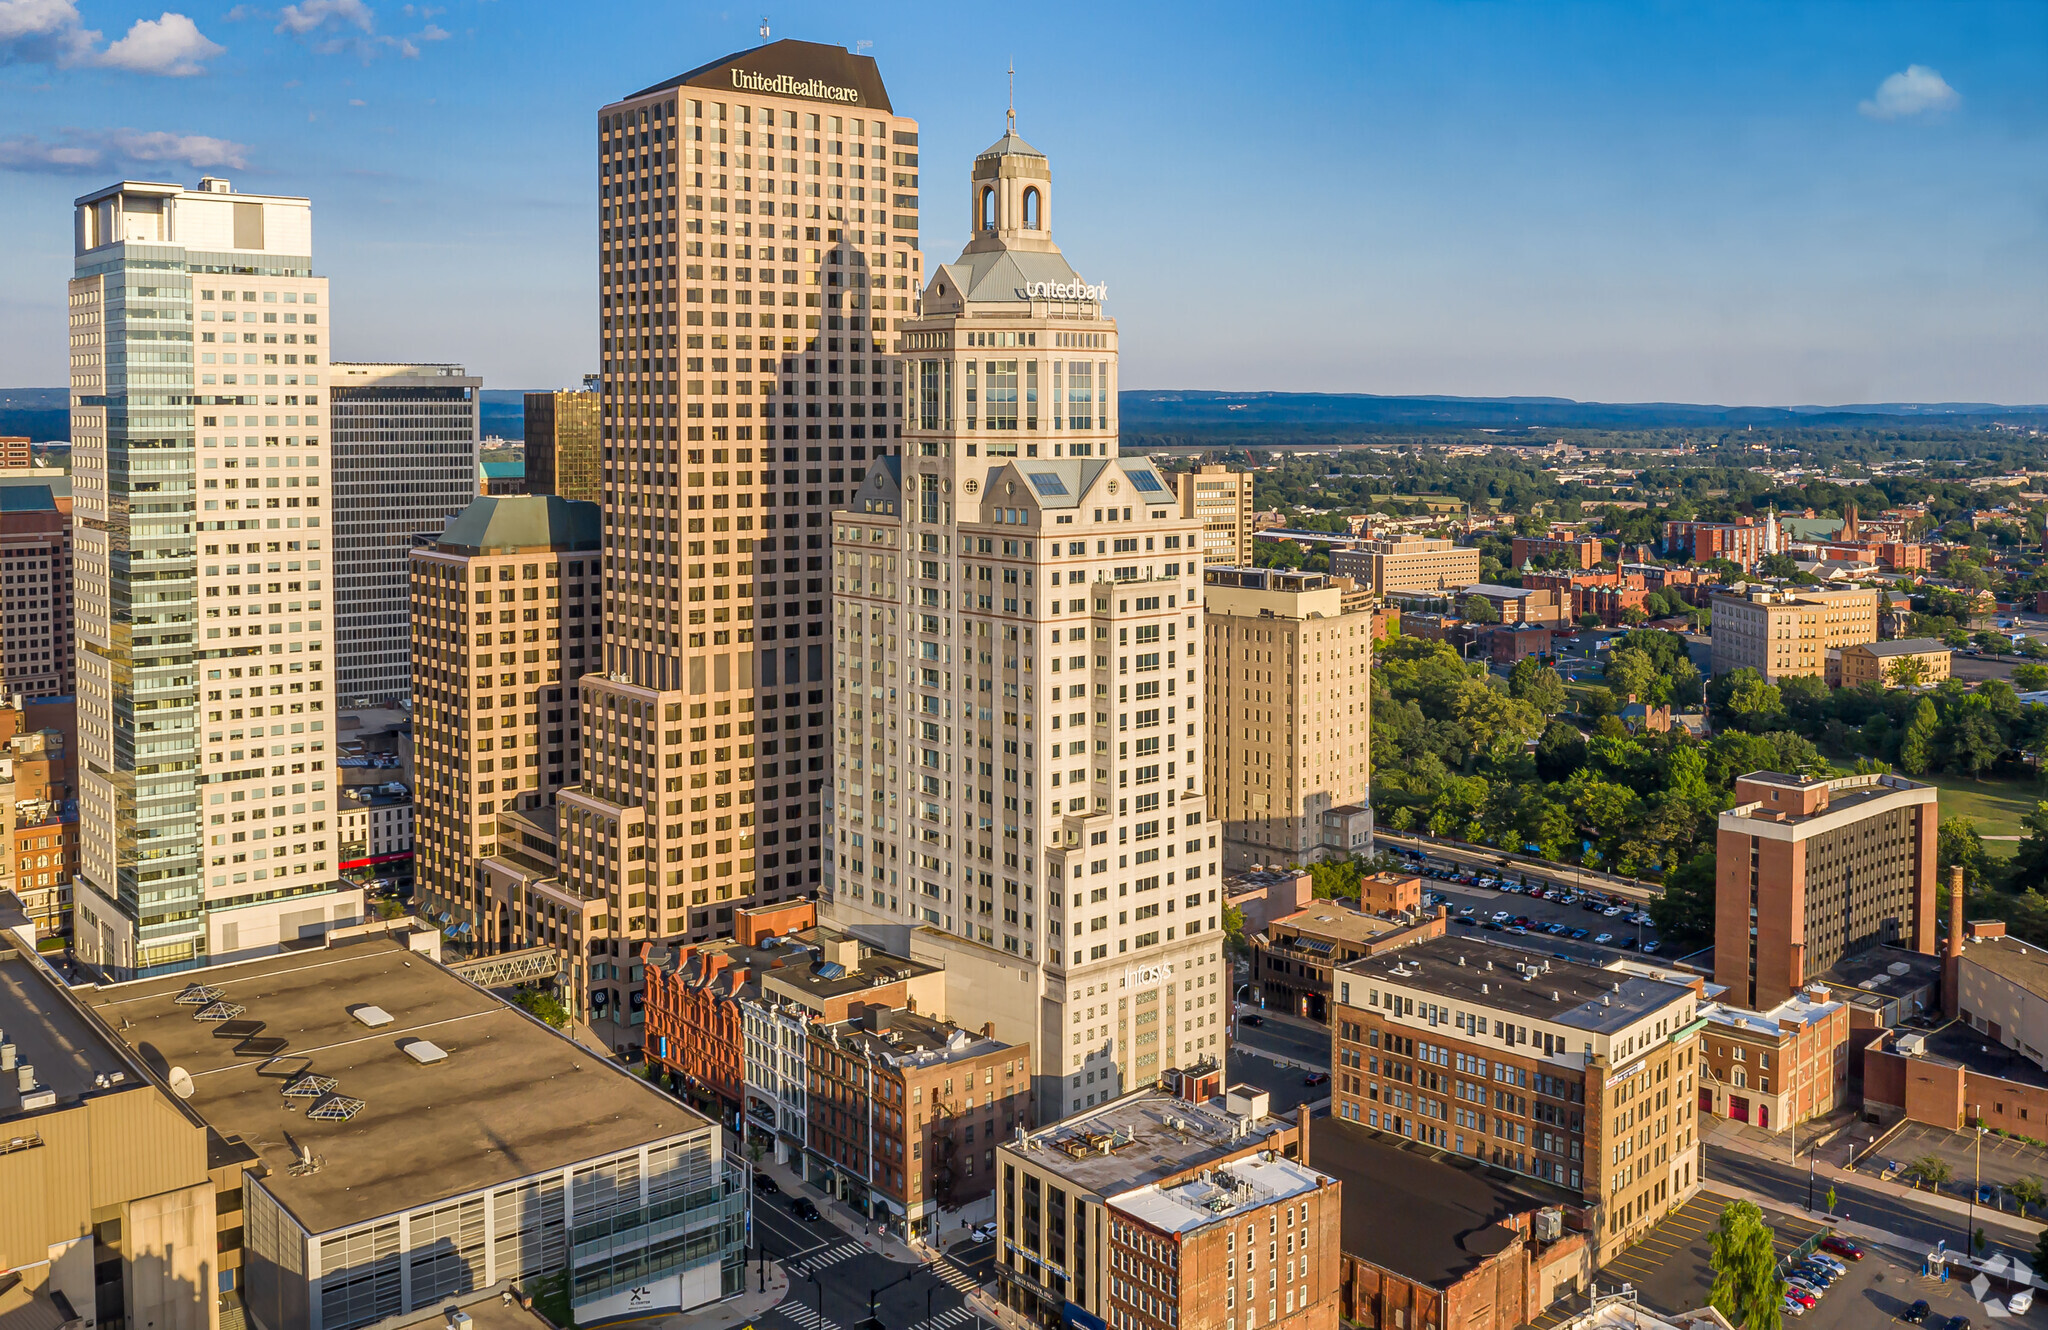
[1314,1115,1571,1288]
[1910,1023,2048,1091]
[1010,1089,1295,1197]
[1817,945,1942,1012]
[1110,1153,1329,1236]
[817,1008,1011,1068]
[1701,988,1842,1040]
[85,930,713,1236]
[1958,934,2048,999]
[0,933,142,1123]
[1269,904,1409,947]
[1338,935,1696,1034]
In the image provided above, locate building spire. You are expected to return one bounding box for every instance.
[1007,60,1015,132]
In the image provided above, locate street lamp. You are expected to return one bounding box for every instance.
[1962,1107,1985,1257]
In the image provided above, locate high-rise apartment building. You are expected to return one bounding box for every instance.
[531,40,920,1020]
[526,385,604,502]
[330,361,482,705]
[823,124,1228,1118]
[1177,463,1254,566]
[1330,537,1480,599]
[0,479,75,696]
[1708,586,1879,681]
[1715,770,1938,1008]
[70,176,356,977]
[410,495,602,943]
[1330,934,1706,1254]
[1202,567,1373,870]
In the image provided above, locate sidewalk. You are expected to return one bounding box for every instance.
[644,1258,792,1330]
[749,1150,924,1267]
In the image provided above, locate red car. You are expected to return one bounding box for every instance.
[1819,1236,1865,1261]
[1783,1287,1817,1310]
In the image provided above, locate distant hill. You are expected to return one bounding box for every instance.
[8,386,2047,445]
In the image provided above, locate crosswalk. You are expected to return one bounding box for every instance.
[931,1260,984,1295]
[776,1302,845,1330]
[784,1240,866,1278]
[916,1304,980,1330]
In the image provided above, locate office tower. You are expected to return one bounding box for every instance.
[1201,567,1373,870]
[1715,770,1937,1008]
[823,124,1227,1119]
[1709,586,1880,681]
[549,39,920,1010]
[410,495,602,946]
[1329,933,1706,1254]
[526,386,603,502]
[70,176,355,978]
[0,478,75,695]
[1176,463,1254,565]
[329,361,482,706]
[1329,536,1480,598]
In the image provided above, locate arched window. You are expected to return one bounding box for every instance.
[1022,187,1041,229]
[981,187,997,231]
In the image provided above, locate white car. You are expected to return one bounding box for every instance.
[971,1221,998,1243]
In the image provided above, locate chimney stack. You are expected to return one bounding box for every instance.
[1296,1101,1312,1168]
[1943,863,1966,1020]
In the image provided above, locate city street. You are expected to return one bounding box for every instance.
[745,1183,983,1330]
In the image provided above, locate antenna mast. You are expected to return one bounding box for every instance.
[1007,60,1016,131]
[759,15,770,38]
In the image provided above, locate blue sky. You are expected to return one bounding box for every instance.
[1,0,2043,405]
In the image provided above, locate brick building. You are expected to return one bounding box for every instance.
[1512,535,1603,571]
[1329,935,1706,1256]
[1714,771,1938,1009]
[0,480,75,697]
[1252,901,1445,1024]
[1661,518,1769,570]
[1695,986,1850,1132]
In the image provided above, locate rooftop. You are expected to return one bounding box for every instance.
[1267,904,1412,948]
[1314,1115,1569,1288]
[1009,1086,1295,1197]
[1700,987,1843,1041]
[814,1007,1011,1069]
[1338,935,1697,1034]
[1905,1022,2048,1091]
[0,932,150,1123]
[84,929,713,1235]
[1850,637,1950,657]
[434,494,601,555]
[1815,946,1942,1009]
[1110,1153,1330,1237]
[1958,933,2048,1000]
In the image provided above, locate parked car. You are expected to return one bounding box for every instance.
[1779,1297,1807,1318]
[1903,1300,1931,1324]
[2009,1290,2032,1316]
[1594,933,1616,945]
[1792,1266,1833,1288]
[791,1198,823,1222]
[971,1220,999,1243]
[1819,1235,1864,1261]
[1304,1072,1331,1087]
[1569,927,1591,940]
[1789,1275,1829,1296]
[1642,941,1662,954]
[1453,916,1478,927]
[1945,1316,1971,1330]
[1783,1287,1817,1310]
[754,1174,781,1195]
[1807,1254,1846,1276]
[1482,921,1505,931]
[1241,1014,1265,1027]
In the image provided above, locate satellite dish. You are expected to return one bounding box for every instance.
[168,1066,195,1099]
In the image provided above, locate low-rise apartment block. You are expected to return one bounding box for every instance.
[1708,586,1879,681]
[1331,538,1479,598]
[1695,985,1850,1132]
[1512,535,1603,570]
[1831,638,1951,689]
[0,479,75,697]
[1330,935,1706,1255]
[1252,900,1444,1023]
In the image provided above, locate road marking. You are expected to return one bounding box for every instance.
[786,1241,866,1277]
[777,1303,846,1330]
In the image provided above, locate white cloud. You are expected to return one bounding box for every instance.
[1859,65,1960,120]
[0,0,222,73]
[0,125,249,172]
[261,0,442,59]
[274,0,372,36]
[99,12,223,75]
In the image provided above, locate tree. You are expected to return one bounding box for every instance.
[1463,594,1501,625]
[2017,664,2048,693]
[2008,801,2048,890]
[1652,852,1717,954]
[1309,859,1362,901]
[1898,697,1940,776]
[1906,1155,1953,1189]
[1887,654,1932,689]
[1622,605,1649,626]
[1937,704,2005,779]
[1534,721,1587,783]
[1605,647,1660,705]
[1509,657,1569,716]
[1759,552,1802,580]
[1824,1185,1837,1217]
[1939,817,1990,889]
[2010,1176,2045,1219]
[1708,1200,1785,1330]
[512,986,571,1030]
[1222,902,1248,953]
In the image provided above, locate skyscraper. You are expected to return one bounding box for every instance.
[0,479,75,696]
[525,385,603,503]
[70,177,357,977]
[823,125,1228,1118]
[329,361,482,705]
[528,40,919,1032]
[1175,463,1254,566]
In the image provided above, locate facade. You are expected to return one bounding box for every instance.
[1314,1116,1594,1330]
[0,924,238,1330]
[1331,538,1479,598]
[1251,902,1444,1024]
[337,781,413,889]
[1176,464,1254,566]
[1714,771,1938,1009]
[551,41,922,1014]
[1202,567,1374,871]
[525,387,603,503]
[806,1009,1030,1238]
[1833,637,1951,689]
[470,803,620,1035]
[1457,584,1568,627]
[1695,985,1850,1132]
[1329,935,1706,1255]
[1952,924,2048,1076]
[1661,518,1771,571]
[71,176,358,978]
[1224,868,1315,939]
[84,923,748,1328]
[823,121,1229,1120]
[1512,535,1602,570]
[1105,1152,1340,1330]
[0,481,75,696]
[329,362,483,705]
[0,435,32,467]
[2,698,80,938]
[1708,587,1879,681]
[479,459,527,495]
[409,496,602,948]
[994,1078,1311,1330]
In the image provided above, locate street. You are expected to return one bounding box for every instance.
[746,1182,984,1330]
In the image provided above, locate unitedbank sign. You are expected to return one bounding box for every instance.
[731,68,862,103]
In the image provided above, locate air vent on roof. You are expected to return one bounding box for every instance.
[401,1040,448,1065]
[350,1005,394,1028]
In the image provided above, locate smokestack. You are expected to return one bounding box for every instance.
[1296,1101,1312,1168]
[1944,863,1966,1021]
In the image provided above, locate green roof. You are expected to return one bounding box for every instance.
[435,495,600,554]
[479,460,525,479]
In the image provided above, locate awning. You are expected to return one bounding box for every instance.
[877,1196,906,1217]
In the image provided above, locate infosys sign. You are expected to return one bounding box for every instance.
[732,68,862,103]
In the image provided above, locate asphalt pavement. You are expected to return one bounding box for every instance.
[746,1180,983,1330]
[1429,877,1665,964]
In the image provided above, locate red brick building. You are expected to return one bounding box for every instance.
[1512,536,1603,571]
[1696,987,1851,1132]
[1662,518,1767,570]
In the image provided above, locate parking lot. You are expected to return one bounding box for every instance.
[1865,1120,2048,1215]
[1402,860,1665,960]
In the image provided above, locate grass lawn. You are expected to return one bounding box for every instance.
[1917,771,2048,853]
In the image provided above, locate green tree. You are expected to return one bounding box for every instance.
[512,986,571,1030]
[1938,704,2005,779]
[1309,859,1363,901]
[1462,594,1501,625]
[2009,1176,2045,1219]
[1652,852,1717,954]
[1898,698,1940,776]
[1939,817,1989,888]
[1605,647,1660,705]
[2008,801,2048,889]
[2016,664,2048,693]
[1708,1200,1785,1330]
[1906,1155,1953,1189]
[1887,654,1932,688]
[1759,552,1802,580]
[1534,721,1587,783]
[1222,902,1249,953]
[1509,657,1569,716]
